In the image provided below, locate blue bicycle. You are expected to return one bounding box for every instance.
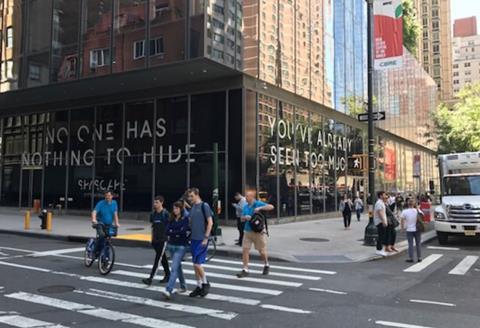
[84,223,117,275]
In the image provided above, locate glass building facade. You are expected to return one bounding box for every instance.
[0,0,439,219]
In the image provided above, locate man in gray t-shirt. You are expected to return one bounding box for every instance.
[187,188,213,298]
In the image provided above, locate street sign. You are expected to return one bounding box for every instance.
[357,111,386,122]
[348,154,368,172]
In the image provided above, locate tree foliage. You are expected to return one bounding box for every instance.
[402,0,420,55]
[434,83,480,154]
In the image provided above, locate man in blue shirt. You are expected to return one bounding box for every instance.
[236,190,274,278]
[91,190,120,254]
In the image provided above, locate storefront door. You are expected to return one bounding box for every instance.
[20,167,43,209]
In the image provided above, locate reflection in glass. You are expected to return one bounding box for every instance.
[81,0,113,78]
[113,0,147,73]
[310,112,324,214]
[278,102,295,217]
[149,0,186,65]
[25,0,53,87]
[51,0,81,82]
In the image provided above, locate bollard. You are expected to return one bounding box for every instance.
[24,211,31,230]
[46,212,53,232]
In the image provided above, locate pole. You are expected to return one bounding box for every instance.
[212,142,220,236]
[364,0,378,246]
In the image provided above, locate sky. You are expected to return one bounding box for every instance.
[451,0,480,24]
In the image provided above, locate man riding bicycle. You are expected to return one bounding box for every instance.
[91,190,120,255]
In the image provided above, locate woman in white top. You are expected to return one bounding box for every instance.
[400,198,423,263]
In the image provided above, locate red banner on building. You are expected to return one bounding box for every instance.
[374,0,403,70]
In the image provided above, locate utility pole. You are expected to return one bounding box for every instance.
[364,0,377,246]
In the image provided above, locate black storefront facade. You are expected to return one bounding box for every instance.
[0,58,437,220]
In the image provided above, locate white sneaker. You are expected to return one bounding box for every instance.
[376,250,387,257]
[178,287,188,294]
[163,291,172,300]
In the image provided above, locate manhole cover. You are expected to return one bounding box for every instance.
[38,285,75,294]
[299,238,329,243]
[125,227,145,231]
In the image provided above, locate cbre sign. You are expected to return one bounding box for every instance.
[374,0,403,70]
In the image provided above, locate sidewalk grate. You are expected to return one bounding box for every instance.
[299,238,329,243]
[38,285,75,294]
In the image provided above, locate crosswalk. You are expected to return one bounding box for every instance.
[404,253,480,276]
[0,247,336,328]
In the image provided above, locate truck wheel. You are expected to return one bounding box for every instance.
[437,232,449,245]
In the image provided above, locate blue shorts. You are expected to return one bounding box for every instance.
[191,239,209,265]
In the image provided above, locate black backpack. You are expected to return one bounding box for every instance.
[200,202,219,237]
[250,212,269,235]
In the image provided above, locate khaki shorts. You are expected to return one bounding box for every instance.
[243,231,267,251]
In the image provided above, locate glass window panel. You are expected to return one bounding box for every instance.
[258,94,277,218]
[278,101,295,217]
[156,96,188,153]
[190,92,226,153]
[81,0,113,78]
[25,0,53,87]
[112,0,147,73]
[149,0,186,66]
[51,0,81,82]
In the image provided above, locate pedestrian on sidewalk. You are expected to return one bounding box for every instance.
[385,203,399,253]
[143,196,170,286]
[354,195,364,222]
[187,188,214,298]
[232,192,248,246]
[236,190,275,278]
[339,194,353,229]
[91,190,120,255]
[400,198,423,263]
[374,191,389,257]
[164,201,190,300]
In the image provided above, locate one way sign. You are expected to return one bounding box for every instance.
[357,111,386,122]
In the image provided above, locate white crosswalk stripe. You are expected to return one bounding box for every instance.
[0,312,69,328]
[111,269,284,295]
[448,255,478,275]
[208,258,336,275]
[74,288,238,320]
[5,292,194,328]
[162,262,322,281]
[404,254,443,273]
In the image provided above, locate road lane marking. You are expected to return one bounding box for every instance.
[404,254,443,273]
[427,246,460,251]
[177,268,302,287]
[75,288,238,320]
[409,299,456,307]
[0,261,261,306]
[111,270,283,296]
[375,320,434,328]
[308,288,348,295]
[161,262,321,281]
[0,313,69,327]
[5,292,193,328]
[448,256,478,275]
[55,254,146,269]
[208,258,336,275]
[30,247,86,257]
[260,304,312,314]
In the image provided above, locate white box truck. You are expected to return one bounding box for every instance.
[434,152,480,244]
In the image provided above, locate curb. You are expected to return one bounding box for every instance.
[365,230,437,262]
[0,229,291,262]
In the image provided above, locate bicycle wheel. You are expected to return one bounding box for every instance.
[84,239,95,268]
[98,241,115,275]
[206,237,216,262]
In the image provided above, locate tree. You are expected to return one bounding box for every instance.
[341,95,377,117]
[434,83,480,154]
[402,0,420,55]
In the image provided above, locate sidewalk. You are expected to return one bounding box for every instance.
[0,209,436,263]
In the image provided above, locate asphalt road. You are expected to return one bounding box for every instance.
[0,234,480,328]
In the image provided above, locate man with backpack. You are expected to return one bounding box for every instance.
[236,190,274,278]
[187,188,214,298]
